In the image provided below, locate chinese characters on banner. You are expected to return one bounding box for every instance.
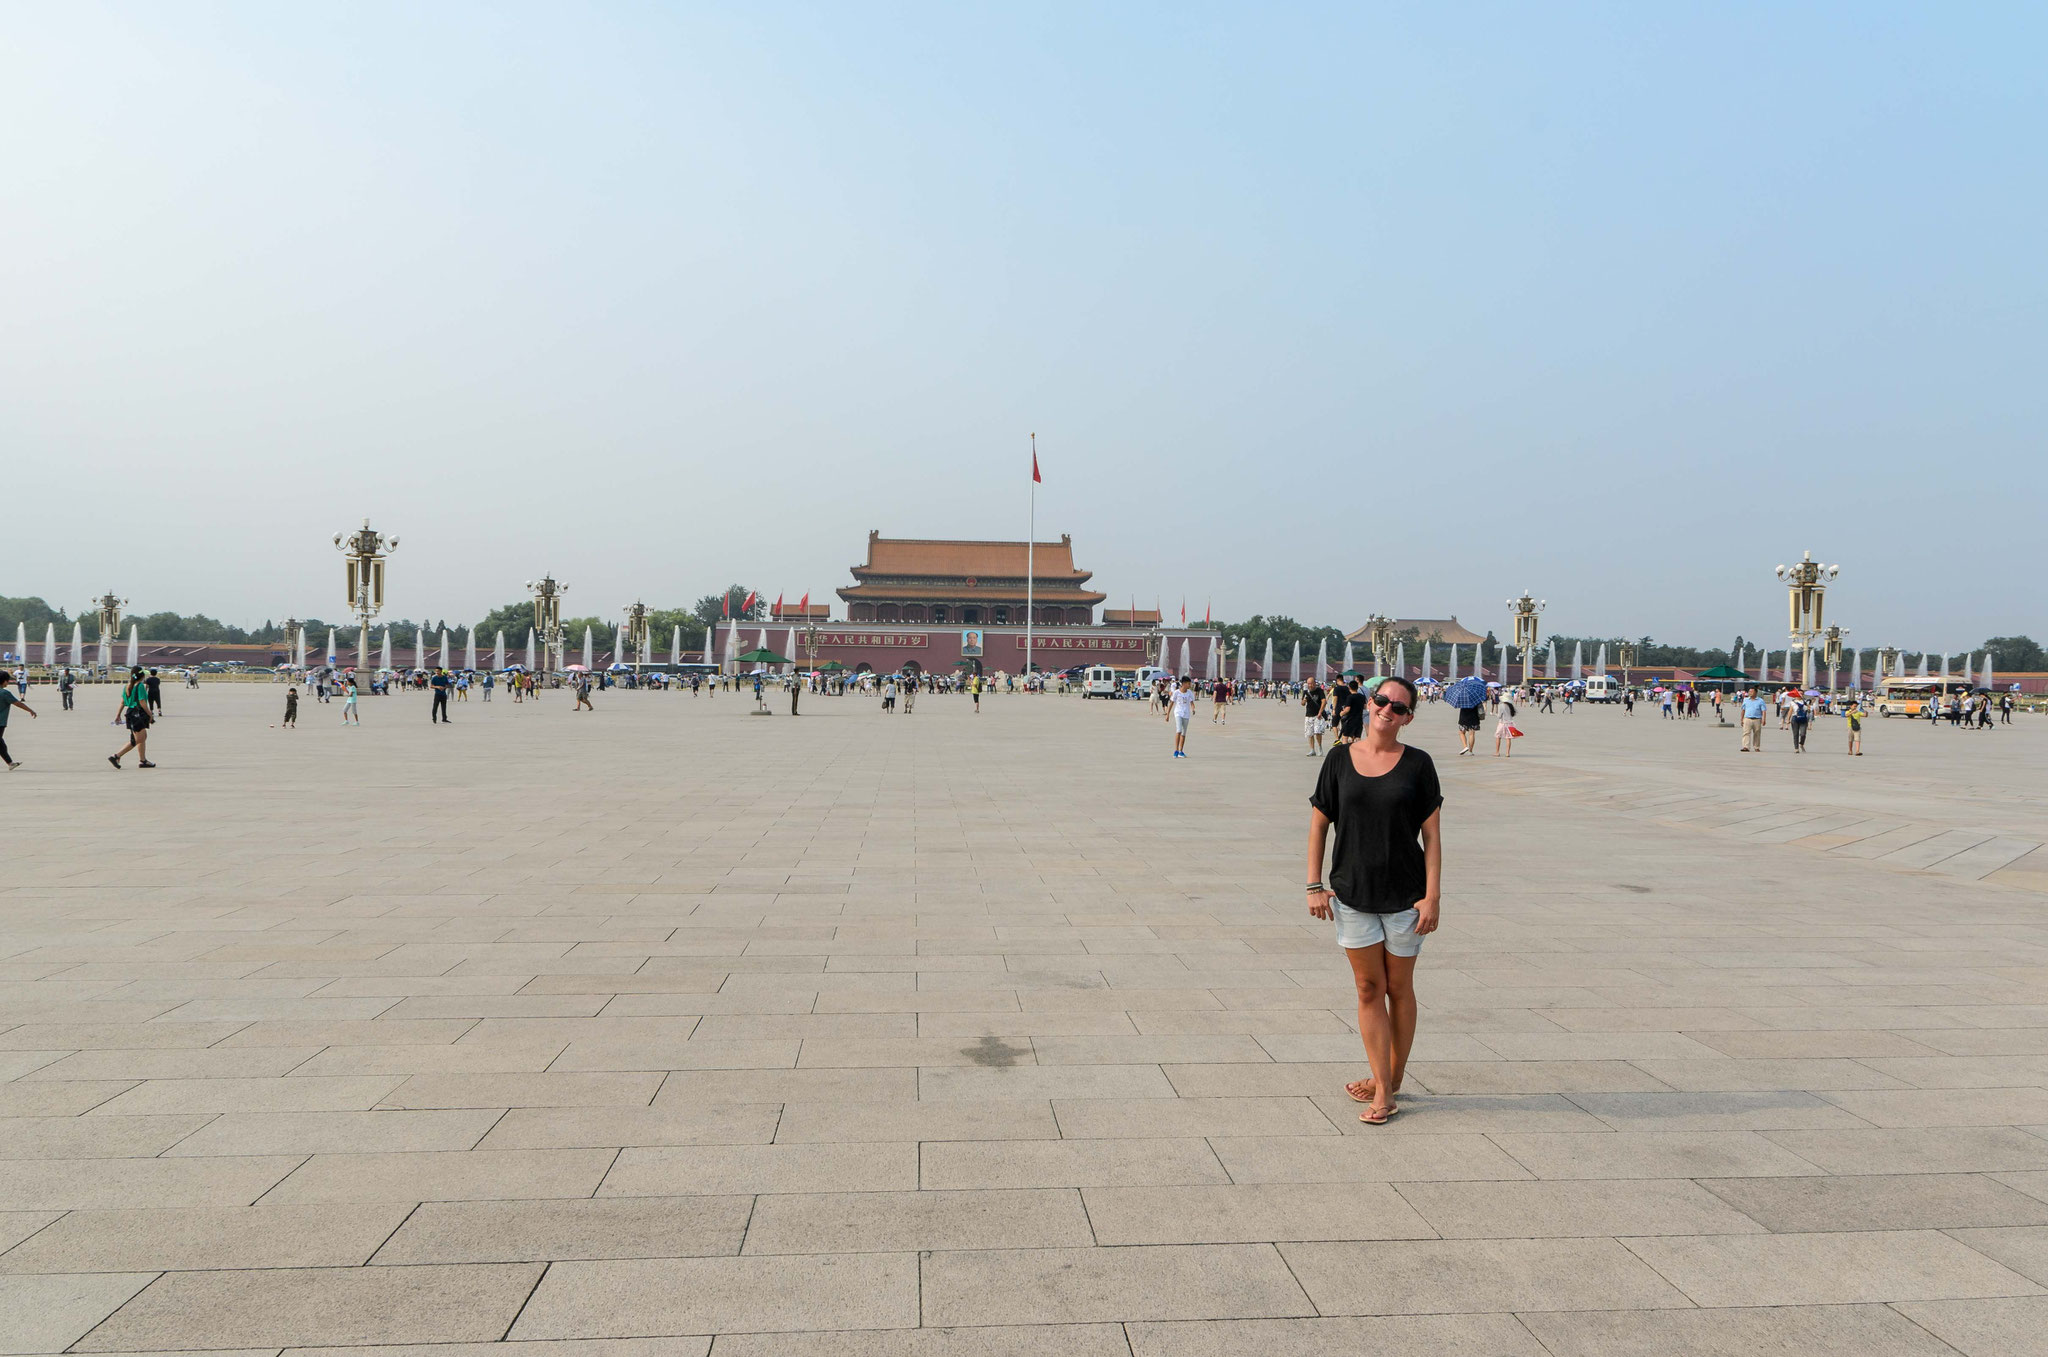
[815,632,928,648]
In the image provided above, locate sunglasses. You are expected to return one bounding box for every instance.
[1370,693,1412,717]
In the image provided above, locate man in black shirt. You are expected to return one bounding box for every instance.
[1302,680,1327,757]
[1333,676,1366,743]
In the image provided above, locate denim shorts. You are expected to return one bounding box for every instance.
[1332,899,1424,957]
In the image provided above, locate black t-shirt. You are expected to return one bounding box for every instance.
[1310,743,1443,913]
[1337,687,1365,735]
[1303,686,1325,718]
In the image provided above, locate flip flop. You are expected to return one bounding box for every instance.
[1359,1103,1398,1125]
[1345,1078,1403,1104]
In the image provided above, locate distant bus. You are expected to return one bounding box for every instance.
[1875,675,1973,718]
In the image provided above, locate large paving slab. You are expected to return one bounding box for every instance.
[1,680,2045,1351]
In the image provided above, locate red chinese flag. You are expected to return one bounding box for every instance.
[722,593,730,619]
[799,592,809,614]
[742,591,757,614]
[774,593,784,618]
[1032,449,1042,484]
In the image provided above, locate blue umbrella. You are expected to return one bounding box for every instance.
[1444,676,1488,709]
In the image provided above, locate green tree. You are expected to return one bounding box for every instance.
[1210,615,1348,673]
[1980,636,2044,673]
[470,600,537,643]
[0,596,76,639]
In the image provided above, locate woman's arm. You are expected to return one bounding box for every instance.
[1415,807,1443,933]
[1306,808,1334,920]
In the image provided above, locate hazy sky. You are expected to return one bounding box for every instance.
[6,3,2042,647]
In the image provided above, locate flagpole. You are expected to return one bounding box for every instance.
[1026,433,1036,678]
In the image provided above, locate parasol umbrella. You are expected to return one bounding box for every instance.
[735,647,792,666]
[817,660,846,671]
[1443,677,1488,708]
[564,664,589,672]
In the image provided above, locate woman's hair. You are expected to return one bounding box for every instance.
[1375,674,1420,706]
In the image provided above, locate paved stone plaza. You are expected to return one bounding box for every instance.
[4,683,2048,1356]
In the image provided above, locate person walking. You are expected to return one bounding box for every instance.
[1492,695,1520,757]
[1846,701,1863,755]
[145,669,163,715]
[430,668,452,723]
[1306,674,1442,1126]
[900,677,913,714]
[574,675,594,711]
[108,667,155,769]
[282,685,298,728]
[1302,679,1328,757]
[59,669,74,711]
[1169,677,1197,757]
[342,678,360,724]
[1328,676,1362,745]
[1739,686,1766,752]
[1455,695,1482,756]
[1790,691,1811,753]
[1212,677,1230,724]
[971,673,983,714]
[481,671,493,702]
[0,682,35,769]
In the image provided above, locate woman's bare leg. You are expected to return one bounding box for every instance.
[1345,944,1396,1115]
[1384,951,1419,1091]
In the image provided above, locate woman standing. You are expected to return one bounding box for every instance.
[1306,675,1442,1125]
[342,678,361,725]
[1493,695,1520,758]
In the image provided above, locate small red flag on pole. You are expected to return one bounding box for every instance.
[1032,447,1042,483]
[773,593,784,618]
[742,591,757,615]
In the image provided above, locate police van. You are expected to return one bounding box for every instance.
[1583,674,1622,703]
[1083,665,1120,698]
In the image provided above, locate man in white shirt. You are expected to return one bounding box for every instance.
[1170,679,1198,758]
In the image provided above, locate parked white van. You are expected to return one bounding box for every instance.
[1583,674,1622,703]
[1083,665,1120,698]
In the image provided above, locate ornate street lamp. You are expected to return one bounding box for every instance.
[1507,592,1546,685]
[334,520,397,671]
[1364,614,1395,674]
[94,592,127,671]
[1616,641,1638,690]
[624,601,651,670]
[801,606,822,673]
[526,575,566,676]
[1775,550,1839,691]
[1822,623,1849,689]
[281,617,304,670]
[1877,645,1899,679]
